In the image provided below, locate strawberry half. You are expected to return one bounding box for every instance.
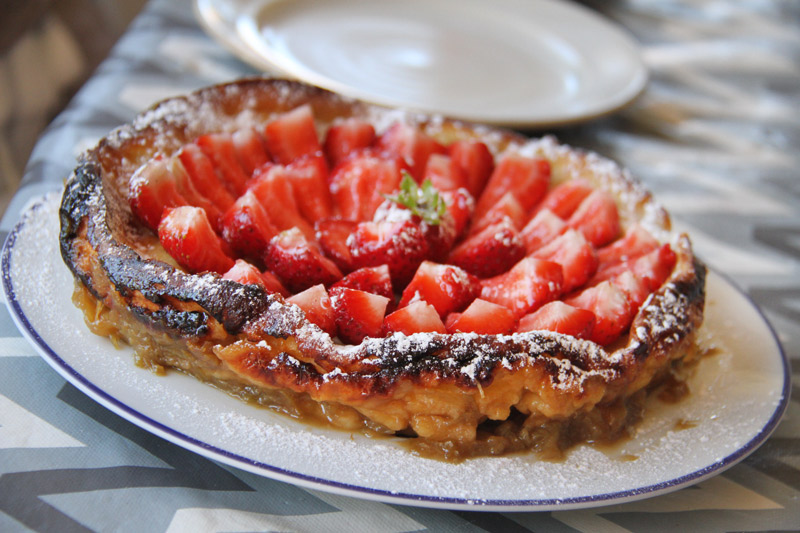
[128,155,188,231]
[440,188,474,241]
[519,207,567,254]
[445,298,516,335]
[596,224,660,267]
[564,280,633,345]
[517,300,595,339]
[469,191,526,235]
[422,153,467,192]
[567,190,620,248]
[448,219,526,278]
[536,179,593,219]
[474,153,550,221]
[220,190,278,261]
[232,127,271,176]
[264,228,343,292]
[448,139,494,198]
[348,216,429,285]
[329,150,405,221]
[222,259,288,296]
[329,286,390,344]
[324,118,376,167]
[532,229,599,293]
[177,143,236,212]
[399,261,480,318]
[480,257,564,318]
[287,284,337,336]
[263,104,322,165]
[315,218,358,272]
[591,243,676,290]
[376,122,446,181]
[158,206,234,274]
[285,154,333,223]
[331,265,394,301]
[196,133,250,195]
[384,300,446,335]
[248,165,315,239]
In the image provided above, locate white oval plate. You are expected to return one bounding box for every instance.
[2,195,790,511]
[194,0,648,127]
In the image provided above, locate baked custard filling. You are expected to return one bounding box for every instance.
[60,79,706,461]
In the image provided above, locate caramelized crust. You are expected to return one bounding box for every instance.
[60,78,706,449]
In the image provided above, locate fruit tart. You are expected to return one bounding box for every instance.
[60,78,706,460]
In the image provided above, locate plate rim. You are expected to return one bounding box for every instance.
[194,0,649,128]
[1,197,792,511]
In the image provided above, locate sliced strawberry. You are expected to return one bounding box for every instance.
[263,104,322,165]
[596,224,660,267]
[567,190,620,247]
[128,155,188,231]
[532,229,599,293]
[168,157,226,232]
[348,216,429,285]
[445,298,516,335]
[375,122,446,180]
[248,165,315,239]
[383,300,446,335]
[474,154,550,220]
[232,127,270,176]
[331,265,394,302]
[519,207,567,253]
[480,257,563,318]
[592,243,676,290]
[329,150,404,221]
[323,118,376,167]
[264,228,343,292]
[329,286,390,344]
[399,261,480,318]
[611,271,651,312]
[448,139,494,198]
[440,188,474,240]
[448,219,526,278]
[158,206,234,274]
[517,301,595,339]
[196,133,250,195]
[287,284,337,336]
[469,191,526,235]
[177,143,235,212]
[285,154,333,223]
[220,190,278,260]
[536,179,593,219]
[422,153,467,192]
[222,259,289,296]
[564,280,633,345]
[315,218,358,272]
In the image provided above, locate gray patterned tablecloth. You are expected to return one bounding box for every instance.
[1,0,798,531]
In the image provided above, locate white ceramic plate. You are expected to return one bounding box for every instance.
[3,195,789,511]
[194,0,648,127]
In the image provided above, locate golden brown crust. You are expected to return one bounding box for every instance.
[59,78,706,444]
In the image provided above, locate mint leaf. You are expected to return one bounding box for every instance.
[384,172,446,226]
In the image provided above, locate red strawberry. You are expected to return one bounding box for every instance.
[348,216,429,285]
[480,257,563,318]
[399,261,480,318]
[422,153,467,192]
[517,301,595,339]
[196,133,250,195]
[315,218,358,272]
[329,286,390,344]
[469,191,526,235]
[440,188,474,240]
[448,139,494,198]
[232,127,270,176]
[177,143,235,212]
[596,224,660,267]
[331,265,394,301]
[376,122,446,180]
[168,157,226,232]
[222,259,288,296]
[448,219,526,278]
[611,271,651,312]
[519,207,567,253]
[567,190,620,247]
[445,299,516,335]
[536,179,593,219]
[474,154,550,220]
[329,150,404,221]
[591,243,676,290]
[285,154,333,223]
[248,165,315,239]
[220,190,278,260]
[264,228,343,292]
[128,155,188,231]
[158,206,234,274]
[263,104,322,164]
[324,118,376,166]
[383,300,446,335]
[564,280,633,345]
[532,229,599,293]
[287,284,336,336]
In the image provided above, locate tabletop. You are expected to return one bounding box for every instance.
[1,0,798,531]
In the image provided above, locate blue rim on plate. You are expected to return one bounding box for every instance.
[1,197,791,511]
